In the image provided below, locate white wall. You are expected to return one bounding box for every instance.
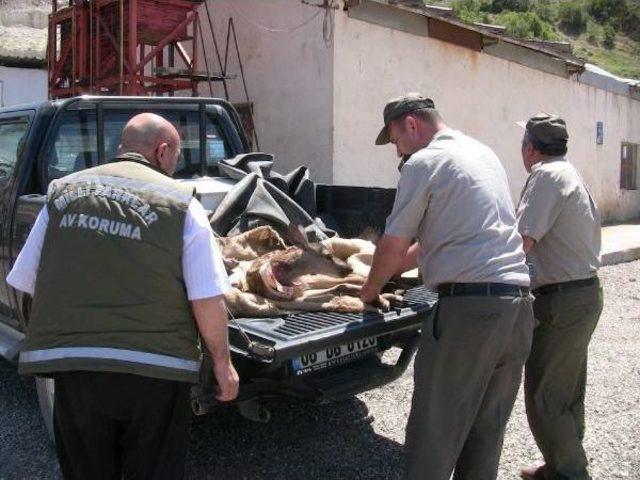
[332,11,640,221]
[198,0,334,182]
[0,66,47,107]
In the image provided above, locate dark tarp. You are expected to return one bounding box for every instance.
[211,153,335,241]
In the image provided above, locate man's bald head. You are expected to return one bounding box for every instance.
[118,113,181,176]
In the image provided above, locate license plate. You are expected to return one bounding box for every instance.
[291,337,378,376]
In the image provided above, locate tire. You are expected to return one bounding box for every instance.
[35,376,55,444]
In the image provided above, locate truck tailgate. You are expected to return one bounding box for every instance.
[228,285,438,363]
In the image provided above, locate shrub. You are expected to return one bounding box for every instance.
[603,24,616,49]
[585,20,602,45]
[533,0,558,23]
[489,0,531,13]
[452,0,486,23]
[496,11,558,40]
[559,1,588,34]
[620,8,640,41]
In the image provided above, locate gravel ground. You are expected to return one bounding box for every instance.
[1,261,638,479]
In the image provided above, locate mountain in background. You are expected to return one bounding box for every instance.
[425,0,640,79]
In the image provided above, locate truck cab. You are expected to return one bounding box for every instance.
[0,96,244,344]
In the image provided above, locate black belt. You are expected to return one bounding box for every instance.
[533,277,599,296]
[437,282,530,298]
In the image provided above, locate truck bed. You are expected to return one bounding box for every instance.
[190,286,437,414]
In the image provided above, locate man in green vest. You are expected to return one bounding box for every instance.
[7,113,238,479]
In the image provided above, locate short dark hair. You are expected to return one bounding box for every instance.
[524,131,567,156]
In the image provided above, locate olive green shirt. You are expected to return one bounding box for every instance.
[517,157,601,289]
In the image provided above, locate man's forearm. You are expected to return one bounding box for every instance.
[396,242,420,275]
[191,295,231,363]
[367,235,413,290]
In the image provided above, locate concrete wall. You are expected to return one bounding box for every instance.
[196,1,639,221]
[0,66,47,107]
[198,0,334,182]
[332,9,640,221]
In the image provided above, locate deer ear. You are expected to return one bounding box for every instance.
[287,223,310,248]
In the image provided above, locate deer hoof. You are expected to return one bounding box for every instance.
[382,293,404,308]
[375,295,391,312]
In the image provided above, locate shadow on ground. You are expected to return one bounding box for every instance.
[0,359,59,480]
[1,358,403,480]
[187,397,404,480]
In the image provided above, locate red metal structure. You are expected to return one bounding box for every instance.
[48,0,210,98]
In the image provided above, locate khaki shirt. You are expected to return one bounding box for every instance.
[517,157,601,289]
[385,129,530,290]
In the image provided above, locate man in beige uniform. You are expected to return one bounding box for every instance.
[361,93,535,480]
[517,114,603,480]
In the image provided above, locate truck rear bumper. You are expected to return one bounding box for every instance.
[192,332,421,415]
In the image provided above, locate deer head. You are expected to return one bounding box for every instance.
[245,224,354,301]
[280,224,353,279]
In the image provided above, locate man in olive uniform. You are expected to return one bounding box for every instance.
[517,114,603,480]
[7,113,239,479]
[361,93,535,480]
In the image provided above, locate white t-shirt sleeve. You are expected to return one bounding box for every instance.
[6,206,49,295]
[182,198,231,300]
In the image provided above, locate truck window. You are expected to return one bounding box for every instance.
[47,110,98,181]
[0,117,30,180]
[103,109,231,178]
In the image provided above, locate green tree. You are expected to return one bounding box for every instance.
[588,0,627,25]
[559,1,588,34]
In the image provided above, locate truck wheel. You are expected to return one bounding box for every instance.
[35,377,55,443]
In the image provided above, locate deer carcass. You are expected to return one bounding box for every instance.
[220,225,402,316]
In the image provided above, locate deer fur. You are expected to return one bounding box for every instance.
[219,225,402,316]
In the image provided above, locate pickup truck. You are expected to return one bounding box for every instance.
[0,96,436,436]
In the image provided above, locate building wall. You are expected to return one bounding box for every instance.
[332,10,640,221]
[0,66,47,107]
[199,0,334,182]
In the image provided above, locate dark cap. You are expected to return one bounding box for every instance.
[517,112,568,145]
[375,93,436,145]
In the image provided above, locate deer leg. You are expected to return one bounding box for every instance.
[225,288,292,317]
[296,274,366,289]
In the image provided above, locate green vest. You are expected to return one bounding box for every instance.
[19,154,201,383]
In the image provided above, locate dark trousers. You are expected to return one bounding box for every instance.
[405,295,535,480]
[525,285,603,480]
[53,371,192,480]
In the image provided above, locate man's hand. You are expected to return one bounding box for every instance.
[360,281,382,304]
[191,295,240,402]
[361,234,412,304]
[522,235,536,254]
[213,357,239,402]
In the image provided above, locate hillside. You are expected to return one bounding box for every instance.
[425,0,640,79]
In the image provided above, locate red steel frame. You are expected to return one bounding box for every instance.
[49,0,204,98]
